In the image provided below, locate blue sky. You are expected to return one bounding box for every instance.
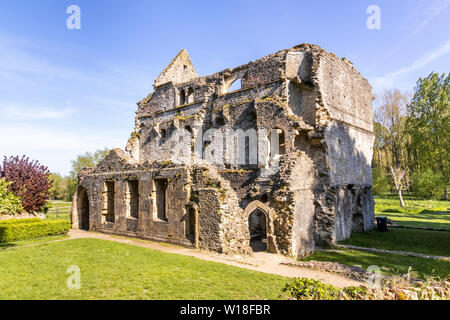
[0,0,449,175]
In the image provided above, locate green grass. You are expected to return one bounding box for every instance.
[374,196,450,230]
[342,229,450,257]
[300,197,450,279]
[46,201,71,221]
[302,249,450,279]
[0,238,288,300]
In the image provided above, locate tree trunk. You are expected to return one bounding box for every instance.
[397,189,405,207]
[444,186,448,201]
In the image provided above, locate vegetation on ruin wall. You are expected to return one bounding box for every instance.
[0,219,70,243]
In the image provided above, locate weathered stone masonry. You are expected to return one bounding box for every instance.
[71,44,375,258]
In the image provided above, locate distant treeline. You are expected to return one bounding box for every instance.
[372,72,449,201]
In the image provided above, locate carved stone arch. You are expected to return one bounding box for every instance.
[244,200,278,253]
[71,185,90,230]
[222,70,247,94]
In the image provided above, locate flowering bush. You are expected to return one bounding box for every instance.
[0,178,23,214]
[1,156,51,212]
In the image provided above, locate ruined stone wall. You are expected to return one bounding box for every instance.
[316,49,375,241]
[73,44,376,258]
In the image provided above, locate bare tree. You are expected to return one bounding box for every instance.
[374,89,409,167]
[389,166,410,207]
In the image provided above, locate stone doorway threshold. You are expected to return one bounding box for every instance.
[68,229,362,288]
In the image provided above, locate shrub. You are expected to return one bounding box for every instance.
[372,167,391,195]
[1,156,51,212]
[0,220,70,243]
[0,218,41,225]
[0,178,23,215]
[412,168,444,199]
[281,278,339,300]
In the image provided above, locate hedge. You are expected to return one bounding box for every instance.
[0,220,70,243]
[0,218,42,225]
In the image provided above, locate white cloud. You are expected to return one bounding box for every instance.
[371,41,450,91]
[0,125,125,175]
[1,106,77,120]
[382,0,450,59]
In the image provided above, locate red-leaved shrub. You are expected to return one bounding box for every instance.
[1,156,51,212]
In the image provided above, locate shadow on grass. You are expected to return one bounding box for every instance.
[0,243,17,250]
[420,209,450,215]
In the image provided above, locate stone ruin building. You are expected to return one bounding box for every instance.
[71,43,375,258]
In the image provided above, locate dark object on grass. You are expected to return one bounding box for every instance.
[376,216,388,232]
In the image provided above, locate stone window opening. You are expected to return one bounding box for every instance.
[103,181,115,223]
[186,87,194,104]
[225,77,242,93]
[126,180,139,219]
[185,207,197,243]
[153,179,168,222]
[268,128,286,161]
[179,89,186,105]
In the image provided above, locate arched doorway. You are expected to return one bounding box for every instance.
[248,208,268,252]
[77,187,90,230]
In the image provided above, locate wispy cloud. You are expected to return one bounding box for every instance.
[1,105,77,120]
[372,40,450,91]
[383,0,450,59]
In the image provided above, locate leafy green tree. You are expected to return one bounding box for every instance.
[49,173,68,200]
[70,148,110,179]
[66,148,110,200]
[372,167,391,195]
[407,72,449,199]
[412,169,444,199]
[0,178,23,214]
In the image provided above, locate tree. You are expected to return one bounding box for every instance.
[49,173,69,200]
[1,156,51,212]
[407,72,449,199]
[70,148,110,180]
[389,166,410,207]
[66,148,110,200]
[0,178,23,214]
[374,89,409,167]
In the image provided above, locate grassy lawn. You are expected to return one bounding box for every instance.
[342,229,450,257]
[46,201,71,221]
[0,238,288,300]
[300,197,450,279]
[302,249,450,279]
[374,196,450,230]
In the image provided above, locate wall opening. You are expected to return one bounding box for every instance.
[126,180,139,219]
[226,78,242,93]
[185,207,196,242]
[179,89,186,105]
[104,181,115,223]
[153,179,168,221]
[268,128,286,161]
[77,187,89,230]
[248,208,267,252]
[186,87,194,104]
